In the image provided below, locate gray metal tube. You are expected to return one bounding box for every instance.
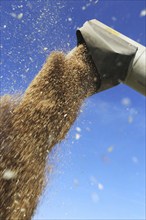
[125,45,146,95]
[76,19,146,96]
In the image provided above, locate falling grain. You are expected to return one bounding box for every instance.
[0,44,99,220]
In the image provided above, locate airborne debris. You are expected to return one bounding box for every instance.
[121,97,131,107]
[112,16,117,21]
[97,183,104,190]
[43,47,48,51]
[10,13,23,20]
[128,115,133,124]
[68,17,72,22]
[75,133,81,140]
[90,176,104,191]
[82,6,86,10]
[76,127,81,132]
[17,13,23,19]
[140,9,146,17]
[107,146,114,153]
[82,0,99,10]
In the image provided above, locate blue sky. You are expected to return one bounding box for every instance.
[1,0,146,219]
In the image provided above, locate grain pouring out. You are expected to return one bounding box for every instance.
[0,44,100,220]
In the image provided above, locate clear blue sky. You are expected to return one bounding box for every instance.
[1,0,145,220]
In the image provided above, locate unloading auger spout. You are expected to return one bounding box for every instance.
[76,19,146,96]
